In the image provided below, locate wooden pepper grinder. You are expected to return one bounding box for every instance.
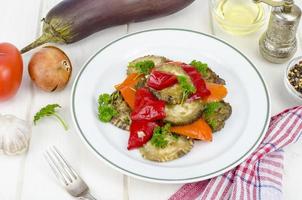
[254,0,301,63]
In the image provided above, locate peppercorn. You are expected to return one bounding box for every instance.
[288,61,302,93]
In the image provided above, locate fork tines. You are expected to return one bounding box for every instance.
[44,146,78,186]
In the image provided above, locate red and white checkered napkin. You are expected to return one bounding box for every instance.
[170,106,302,200]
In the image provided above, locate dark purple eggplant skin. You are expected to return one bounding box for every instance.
[21,0,195,53]
[48,0,195,42]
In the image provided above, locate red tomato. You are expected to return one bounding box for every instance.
[0,43,23,101]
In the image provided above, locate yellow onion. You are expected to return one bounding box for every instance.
[29,46,72,92]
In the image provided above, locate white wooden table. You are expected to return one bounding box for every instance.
[1,1,302,199]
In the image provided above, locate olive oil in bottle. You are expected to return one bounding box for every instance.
[213,0,265,35]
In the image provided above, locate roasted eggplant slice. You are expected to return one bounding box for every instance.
[202,101,232,132]
[155,62,192,77]
[127,55,170,75]
[110,91,131,131]
[164,101,204,125]
[150,63,193,104]
[140,135,193,162]
[151,84,183,105]
[204,68,226,85]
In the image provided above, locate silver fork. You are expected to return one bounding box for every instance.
[44,146,98,200]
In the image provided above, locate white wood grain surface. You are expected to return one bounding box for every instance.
[0,0,302,199]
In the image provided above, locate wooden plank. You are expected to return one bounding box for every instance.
[0,1,41,200]
[20,0,128,199]
[128,1,211,33]
[128,180,183,200]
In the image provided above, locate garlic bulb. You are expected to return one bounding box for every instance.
[0,114,31,155]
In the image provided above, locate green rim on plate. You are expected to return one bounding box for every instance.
[71,28,270,183]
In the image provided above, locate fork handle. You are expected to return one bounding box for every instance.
[78,193,98,200]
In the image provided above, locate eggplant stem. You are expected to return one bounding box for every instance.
[21,20,67,54]
[21,34,51,54]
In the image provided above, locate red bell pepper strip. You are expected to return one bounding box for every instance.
[131,103,166,121]
[181,64,211,100]
[128,121,158,150]
[147,71,178,90]
[133,86,158,108]
[131,87,166,121]
[128,88,166,149]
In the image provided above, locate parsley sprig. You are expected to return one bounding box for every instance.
[150,124,172,148]
[204,102,221,117]
[207,119,218,129]
[98,93,118,122]
[203,102,221,129]
[33,104,68,130]
[190,60,208,77]
[132,60,155,75]
[177,75,196,104]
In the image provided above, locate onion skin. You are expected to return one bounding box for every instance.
[28,46,72,92]
[21,0,195,53]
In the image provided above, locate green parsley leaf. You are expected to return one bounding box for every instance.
[33,104,68,130]
[204,102,221,117]
[190,60,208,77]
[98,93,118,122]
[133,60,155,75]
[123,116,130,124]
[98,93,111,105]
[162,123,171,134]
[177,75,196,104]
[207,118,218,129]
[98,105,118,122]
[150,124,171,148]
[172,134,179,140]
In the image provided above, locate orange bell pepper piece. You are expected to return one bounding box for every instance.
[205,82,228,102]
[115,73,143,109]
[171,119,212,141]
[119,87,137,109]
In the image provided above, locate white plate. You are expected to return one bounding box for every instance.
[71,29,270,183]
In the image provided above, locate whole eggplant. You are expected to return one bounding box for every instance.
[21,0,195,53]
